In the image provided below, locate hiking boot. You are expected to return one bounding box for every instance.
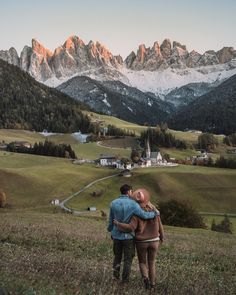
[150,284,156,293]
[142,277,150,290]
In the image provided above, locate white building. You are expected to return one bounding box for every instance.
[116,160,132,170]
[138,138,177,167]
[143,139,163,166]
[99,155,117,166]
[51,199,60,206]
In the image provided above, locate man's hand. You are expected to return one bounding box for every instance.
[113,219,119,226]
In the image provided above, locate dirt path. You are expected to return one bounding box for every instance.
[59,173,119,215]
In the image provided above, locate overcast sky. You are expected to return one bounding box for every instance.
[0,0,235,58]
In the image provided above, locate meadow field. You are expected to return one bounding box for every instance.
[0,129,236,295]
[0,210,235,295]
[0,151,113,209]
[66,165,236,214]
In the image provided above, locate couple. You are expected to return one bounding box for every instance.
[107,184,164,290]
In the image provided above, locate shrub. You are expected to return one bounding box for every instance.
[211,216,233,234]
[91,190,103,197]
[0,190,7,208]
[158,199,206,228]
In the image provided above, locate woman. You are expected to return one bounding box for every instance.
[113,188,164,290]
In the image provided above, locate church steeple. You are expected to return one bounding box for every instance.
[146,137,151,158]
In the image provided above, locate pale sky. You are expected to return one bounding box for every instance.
[0,0,235,58]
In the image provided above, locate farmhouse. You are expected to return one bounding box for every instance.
[99,154,117,166]
[116,160,132,170]
[192,151,209,163]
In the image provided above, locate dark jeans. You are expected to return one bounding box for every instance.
[113,239,135,282]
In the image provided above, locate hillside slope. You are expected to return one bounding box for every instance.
[57,76,174,125]
[1,211,235,294]
[0,59,91,133]
[168,74,236,134]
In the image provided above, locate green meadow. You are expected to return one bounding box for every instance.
[72,142,131,159]
[67,165,236,214]
[0,128,236,295]
[0,210,235,295]
[0,151,112,209]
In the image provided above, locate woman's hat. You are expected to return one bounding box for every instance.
[132,188,150,204]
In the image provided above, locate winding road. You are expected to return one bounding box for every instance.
[59,173,119,215]
[59,172,236,218]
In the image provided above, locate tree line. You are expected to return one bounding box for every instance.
[7,140,77,159]
[140,125,187,149]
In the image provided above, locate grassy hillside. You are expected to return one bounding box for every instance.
[0,129,44,144]
[0,211,235,295]
[1,151,236,214]
[0,151,113,209]
[72,142,131,159]
[0,133,235,294]
[67,165,236,214]
[85,111,225,146]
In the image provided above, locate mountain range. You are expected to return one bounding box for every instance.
[57,76,174,125]
[1,36,236,95]
[1,36,236,134]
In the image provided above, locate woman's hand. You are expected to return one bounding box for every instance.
[146,202,160,214]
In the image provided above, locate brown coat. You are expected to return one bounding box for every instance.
[117,205,164,241]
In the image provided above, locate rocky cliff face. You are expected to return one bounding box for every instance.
[0,47,19,66]
[0,36,236,92]
[125,39,236,70]
[0,36,123,82]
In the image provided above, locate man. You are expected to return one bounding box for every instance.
[108,184,157,283]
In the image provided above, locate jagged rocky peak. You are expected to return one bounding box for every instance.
[197,51,219,66]
[88,40,109,58]
[114,55,123,65]
[125,51,136,68]
[187,50,201,67]
[160,39,172,58]
[63,35,85,49]
[32,38,53,58]
[137,44,147,63]
[125,39,236,71]
[173,41,186,50]
[0,47,19,66]
[152,41,161,55]
[87,40,121,67]
[20,46,32,71]
[217,47,236,63]
[29,39,53,81]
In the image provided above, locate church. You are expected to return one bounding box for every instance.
[140,138,165,167]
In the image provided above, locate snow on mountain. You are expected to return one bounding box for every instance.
[1,36,236,97]
[121,61,236,94]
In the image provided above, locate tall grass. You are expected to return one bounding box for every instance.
[0,211,235,295]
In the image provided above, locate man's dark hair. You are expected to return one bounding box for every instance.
[120,184,132,195]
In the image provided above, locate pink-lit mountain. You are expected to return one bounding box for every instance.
[0,36,236,93]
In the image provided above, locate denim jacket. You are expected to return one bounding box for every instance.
[107,195,157,240]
